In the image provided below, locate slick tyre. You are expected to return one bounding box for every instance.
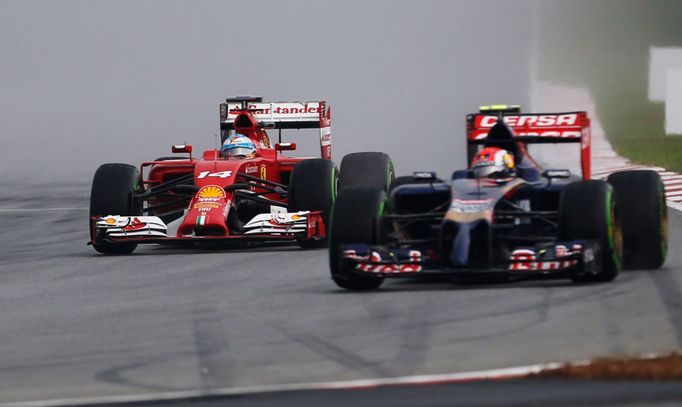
[559,180,623,282]
[607,170,667,269]
[288,159,337,249]
[338,152,395,192]
[329,186,385,290]
[90,163,142,254]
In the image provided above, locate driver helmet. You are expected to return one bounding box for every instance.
[221,134,256,159]
[471,147,515,178]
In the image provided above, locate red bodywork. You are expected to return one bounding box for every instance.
[144,147,303,238]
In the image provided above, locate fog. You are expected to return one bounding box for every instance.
[0,0,532,184]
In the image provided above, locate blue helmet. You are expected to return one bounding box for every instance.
[221,134,256,159]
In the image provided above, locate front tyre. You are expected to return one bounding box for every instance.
[559,180,622,283]
[338,152,394,192]
[90,163,142,254]
[329,186,385,290]
[607,170,667,269]
[288,159,337,249]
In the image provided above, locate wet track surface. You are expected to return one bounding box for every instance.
[1,183,682,404]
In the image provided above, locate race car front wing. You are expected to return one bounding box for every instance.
[339,241,598,278]
[89,210,325,246]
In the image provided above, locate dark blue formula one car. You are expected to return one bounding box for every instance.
[328,106,667,290]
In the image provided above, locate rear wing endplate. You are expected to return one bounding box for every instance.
[466,111,592,179]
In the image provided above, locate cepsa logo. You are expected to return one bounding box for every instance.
[476,114,579,128]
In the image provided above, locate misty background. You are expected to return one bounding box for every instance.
[3,0,682,187]
[0,0,532,185]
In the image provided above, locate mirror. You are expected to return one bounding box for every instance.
[275,143,297,151]
[172,144,193,154]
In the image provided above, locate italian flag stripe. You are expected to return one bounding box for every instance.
[196,215,206,225]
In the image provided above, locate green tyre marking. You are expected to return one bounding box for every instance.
[386,160,394,192]
[331,166,337,202]
[661,181,668,260]
[605,189,621,269]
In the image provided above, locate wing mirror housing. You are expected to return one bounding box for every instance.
[172,144,193,157]
[275,143,297,151]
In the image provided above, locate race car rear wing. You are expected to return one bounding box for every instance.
[220,98,332,159]
[466,111,592,179]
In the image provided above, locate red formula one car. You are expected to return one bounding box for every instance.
[89,96,394,254]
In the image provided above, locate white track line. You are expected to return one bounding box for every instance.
[0,362,564,407]
[0,207,88,213]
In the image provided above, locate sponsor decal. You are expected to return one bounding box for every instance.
[267,213,303,226]
[544,169,571,178]
[471,130,581,140]
[245,165,258,174]
[260,165,267,179]
[477,114,580,128]
[470,113,584,140]
[197,185,226,199]
[197,170,233,179]
[320,127,332,146]
[193,202,220,210]
[104,217,117,225]
[122,217,147,232]
[413,171,436,180]
[508,244,581,271]
[344,249,423,273]
[225,102,322,119]
[450,198,495,214]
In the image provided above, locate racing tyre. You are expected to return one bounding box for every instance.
[559,180,622,282]
[607,170,667,269]
[288,159,336,248]
[90,163,142,254]
[329,186,385,290]
[338,152,395,192]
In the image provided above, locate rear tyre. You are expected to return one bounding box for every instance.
[329,186,385,290]
[607,170,667,269]
[338,152,394,192]
[288,159,337,248]
[90,163,142,254]
[559,180,622,282]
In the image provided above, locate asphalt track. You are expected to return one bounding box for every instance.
[1,182,682,405]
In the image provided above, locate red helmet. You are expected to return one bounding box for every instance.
[471,147,515,178]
